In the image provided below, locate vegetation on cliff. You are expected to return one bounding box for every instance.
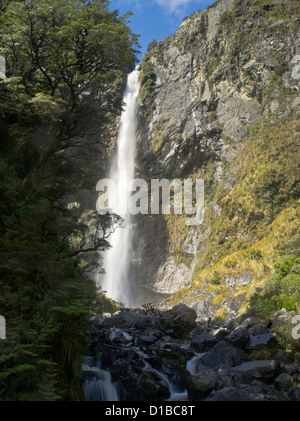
[137,0,300,324]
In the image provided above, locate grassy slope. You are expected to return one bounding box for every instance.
[163,92,300,321]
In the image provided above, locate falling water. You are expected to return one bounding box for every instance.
[82,359,119,401]
[100,69,140,306]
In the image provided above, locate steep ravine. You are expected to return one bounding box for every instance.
[132,0,300,322]
[82,0,300,403]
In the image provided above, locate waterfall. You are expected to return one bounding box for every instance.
[82,359,119,401]
[100,68,140,306]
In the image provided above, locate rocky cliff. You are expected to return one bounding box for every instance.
[134,0,300,322]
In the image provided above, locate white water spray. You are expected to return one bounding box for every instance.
[100,69,140,306]
[82,359,119,401]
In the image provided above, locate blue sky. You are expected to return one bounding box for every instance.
[109,0,216,60]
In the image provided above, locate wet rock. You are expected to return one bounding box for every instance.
[111,359,128,380]
[231,360,279,384]
[116,372,140,401]
[159,349,188,390]
[109,328,133,343]
[120,349,140,362]
[146,356,163,370]
[99,347,122,369]
[87,306,300,401]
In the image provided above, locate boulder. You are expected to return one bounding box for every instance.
[111,359,128,380]
[225,326,249,348]
[118,371,170,401]
[191,333,217,352]
[208,383,287,401]
[138,334,157,345]
[274,350,295,364]
[274,373,294,391]
[121,311,148,329]
[279,362,299,375]
[159,304,197,337]
[231,360,279,384]
[198,340,245,369]
[187,368,218,399]
[245,333,277,350]
[248,324,272,337]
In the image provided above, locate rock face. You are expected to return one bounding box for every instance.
[132,0,300,319]
[83,305,300,401]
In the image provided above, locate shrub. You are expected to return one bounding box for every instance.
[253,256,300,318]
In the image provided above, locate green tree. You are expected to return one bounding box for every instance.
[0,0,138,400]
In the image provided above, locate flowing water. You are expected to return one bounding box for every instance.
[82,359,119,401]
[88,69,197,402]
[99,69,140,306]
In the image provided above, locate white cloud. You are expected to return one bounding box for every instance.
[113,0,204,17]
[154,0,198,14]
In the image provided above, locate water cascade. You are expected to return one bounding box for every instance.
[82,359,119,401]
[99,69,140,306]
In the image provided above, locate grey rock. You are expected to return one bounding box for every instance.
[279,362,299,375]
[223,270,254,287]
[208,383,287,401]
[187,363,235,400]
[209,327,228,340]
[121,311,148,329]
[225,326,249,348]
[274,350,295,364]
[187,367,218,399]
[198,340,245,369]
[246,333,277,350]
[231,360,279,384]
[159,304,197,337]
[274,373,294,391]
[248,324,272,337]
[191,333,217,352]
[111,359,128,380]
[138,334,157,345]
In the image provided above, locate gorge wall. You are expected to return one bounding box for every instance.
[133,0,300,322]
